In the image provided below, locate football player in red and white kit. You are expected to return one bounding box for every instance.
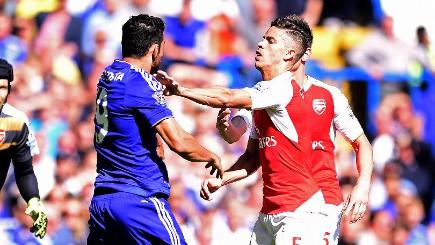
[216,77,374,244]
[156,15,327,244]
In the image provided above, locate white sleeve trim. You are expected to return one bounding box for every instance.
[151,116,175,127]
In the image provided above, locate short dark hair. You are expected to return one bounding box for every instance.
[0,59,13,93]
[121,14,165,58]
[417,26,426,38]
[271,15,313,55]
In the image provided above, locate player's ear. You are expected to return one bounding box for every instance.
[301,48,311,63]
[284,49,296,62]
[150,44,159,60]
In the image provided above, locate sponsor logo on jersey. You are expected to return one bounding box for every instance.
[313,99,326,115]
[152,91,167,107]
[259,136,277,149]
[0,129,5,143]
[312,140,325,150]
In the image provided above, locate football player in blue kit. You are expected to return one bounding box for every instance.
[88,14,223,245]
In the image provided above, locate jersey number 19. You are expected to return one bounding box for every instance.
[95,88,108,144]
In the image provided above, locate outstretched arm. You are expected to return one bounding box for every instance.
[343,133,373,223]
[155,117,224,178]
[155,70,252,109]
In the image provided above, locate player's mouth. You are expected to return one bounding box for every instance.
[255,51,262,61]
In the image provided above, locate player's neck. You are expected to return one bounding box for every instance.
[123,56,152,73]
[261,66,287,81]
[291,69,306,88]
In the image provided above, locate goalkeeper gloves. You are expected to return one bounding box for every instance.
[25,197,48,239]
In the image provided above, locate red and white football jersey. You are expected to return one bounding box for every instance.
[244,72,319,214]
[302,76,363,205]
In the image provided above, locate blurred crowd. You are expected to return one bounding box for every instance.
[0,0,434,244]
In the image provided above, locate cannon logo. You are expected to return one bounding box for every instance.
[0,129,5,143]
[313,99,326,115]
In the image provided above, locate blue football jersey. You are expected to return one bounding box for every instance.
[93,59,173,198]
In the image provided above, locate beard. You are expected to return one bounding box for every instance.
[150,58,161,75]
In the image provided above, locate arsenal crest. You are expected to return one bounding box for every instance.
[313,99,326,115]
[0,129,5,143]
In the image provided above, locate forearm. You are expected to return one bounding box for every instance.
[221,154,260,186]
[353,135,374,186]
[176,135,215,162]
[180,87,251,109]
[14,159,40,202]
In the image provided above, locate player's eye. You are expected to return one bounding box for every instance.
[266,37,275,44]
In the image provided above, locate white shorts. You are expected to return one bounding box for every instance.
[322,203,343,245]
[249,191,327,245]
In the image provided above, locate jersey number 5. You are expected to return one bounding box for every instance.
[95,88,109,144]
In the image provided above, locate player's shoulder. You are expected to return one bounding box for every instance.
[0,104,28,130]
[308,76,342,96]
[127,65,163,92]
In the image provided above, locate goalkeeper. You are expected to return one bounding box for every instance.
[0,58,47,239]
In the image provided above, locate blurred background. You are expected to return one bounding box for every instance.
[0,0,434,244]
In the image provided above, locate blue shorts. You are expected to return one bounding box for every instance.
[88,192,186,245]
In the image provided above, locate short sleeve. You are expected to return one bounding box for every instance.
[124,73,173,127]
[242,72,294,110]
[333,90,364,142]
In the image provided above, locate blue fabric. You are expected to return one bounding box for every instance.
[0,35,28,65]
[93,59,173,198]
[165,17,204,48]
[88,192,187,245]
[1,218,40,245]
[407,224,430,245]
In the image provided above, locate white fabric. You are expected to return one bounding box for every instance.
[323,203,344,245]
[249,191,326,245]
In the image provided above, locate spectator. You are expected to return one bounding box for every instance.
[0,13,27,65]
[163,0,206,65]
[346,16,430,93]
[357,210,393,245]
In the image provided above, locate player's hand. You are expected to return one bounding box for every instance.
[342,181,370,223]
[25,197,48,239]
[154,70,183,96]
[205,154,223,179]
[216,108,231,132]
[200,178,223,201]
